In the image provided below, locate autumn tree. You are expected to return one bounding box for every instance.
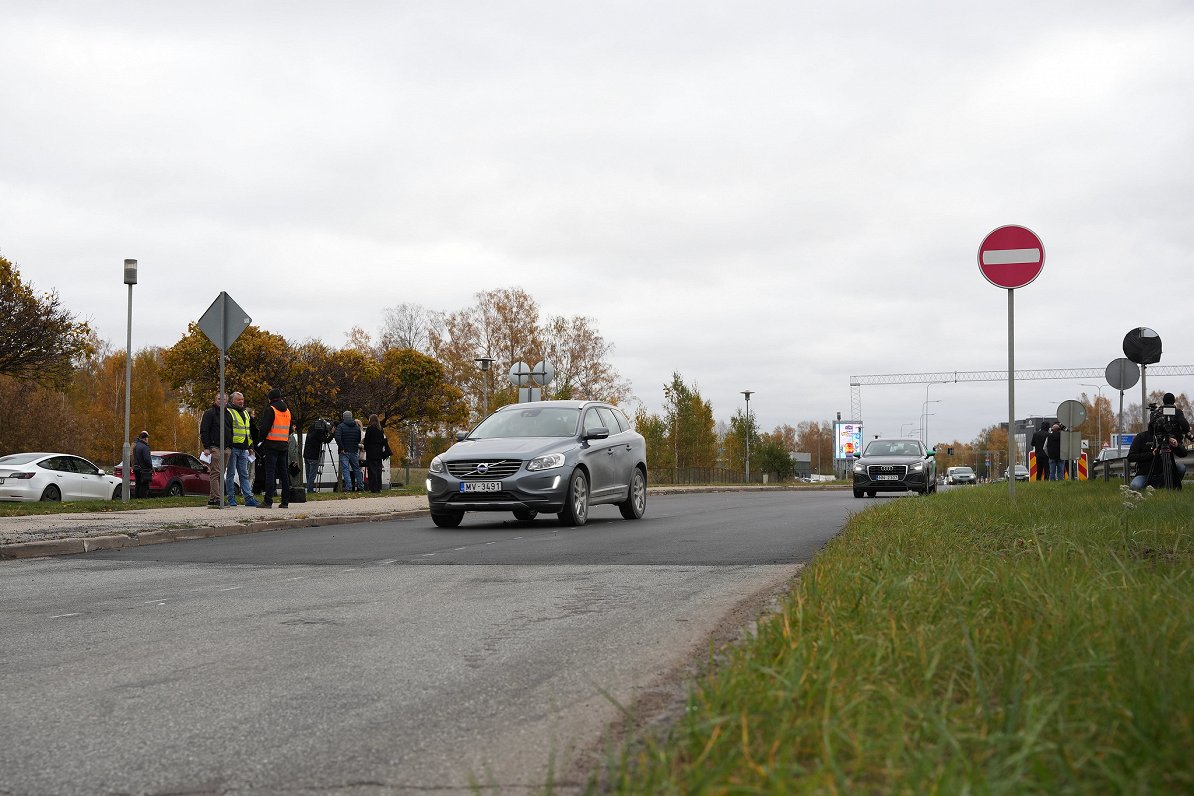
[162,323,295,412]
[723,409,760,480]
[0,254,94,386]
[793,420,833,475]
[379,302,442,353]
[755,433,795,480]
[429,288,630,424]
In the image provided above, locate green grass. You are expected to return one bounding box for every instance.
[0,486,425,516]
[599,481,1194,793]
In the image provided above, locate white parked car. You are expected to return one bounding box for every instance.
[946,466,977,485]
[0,452,123,502]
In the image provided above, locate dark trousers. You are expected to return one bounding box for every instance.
[262,447,290,505]
[134,469,152,499]
[367,460,382,492]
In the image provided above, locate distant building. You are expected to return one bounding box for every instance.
[791,451,811,479]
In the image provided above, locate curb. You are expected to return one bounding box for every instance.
[0,509,427,561]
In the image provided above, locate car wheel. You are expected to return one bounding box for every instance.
[512,509,538,522]
[112,486,122,500]
[167,482,183,497]
[557,469,589,527]
[853,487,864,498]
[430,511,463,528]
[618,467,646,520]
[40,484,62,502]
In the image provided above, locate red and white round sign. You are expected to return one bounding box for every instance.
[977,225,1044,289]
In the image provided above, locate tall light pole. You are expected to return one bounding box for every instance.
[121,259,137,503]
[900,422,914,437]
[922,399,941,448]
[923,381,947,448]
[741,390,753,483]
[1080,383,1106,448]
[474,356,495,418]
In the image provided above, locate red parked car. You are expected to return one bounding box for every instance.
[112,451,210,497]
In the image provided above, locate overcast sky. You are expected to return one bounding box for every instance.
[3,1,1193,447]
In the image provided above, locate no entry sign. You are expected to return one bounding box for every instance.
[978,225,1044,289]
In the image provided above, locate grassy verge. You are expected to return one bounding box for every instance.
[600,481,1193,793]
[0,486,425,517]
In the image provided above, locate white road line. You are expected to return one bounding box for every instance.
[378,559,398,565]
[218,586,242,592]
[982,247,1041,265]
[485,541,496,545]
[49,613,81,619]
[287,577,304,581]
[421,553,436,557]
[454,547,468,550]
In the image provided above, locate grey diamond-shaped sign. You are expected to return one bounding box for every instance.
[198,292,251,351]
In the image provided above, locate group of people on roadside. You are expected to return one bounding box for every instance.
[302,411,391,495]
[199,388,299,508]
[1029,392,1189,490]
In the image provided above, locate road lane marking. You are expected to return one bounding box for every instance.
[218,586,242,592]
[49,613,82,619]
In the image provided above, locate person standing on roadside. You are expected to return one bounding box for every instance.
[133,430,153,499]
[1046,423,1065,481]
[303,418,330,493]
[199,391,231,508]
[257,388,292,508]
[334,410,363,492]
[224,392,259,507]
[363,414,391,493]
[1030,421,1050,481]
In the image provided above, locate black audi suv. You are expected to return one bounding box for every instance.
[852,438,937,497]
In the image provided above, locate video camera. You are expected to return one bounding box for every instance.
[1148,401,1191,443]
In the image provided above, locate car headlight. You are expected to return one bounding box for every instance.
[852,463,864,473]
[910,461,924,472]
[527,453,566,472]
[429,456,445,474]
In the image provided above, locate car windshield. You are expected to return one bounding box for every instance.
[0,453,41,466]
[864,440,922,457]
[956,467,975,475]
[469,407,581,438]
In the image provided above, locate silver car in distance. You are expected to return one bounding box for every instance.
[426,400,647,528]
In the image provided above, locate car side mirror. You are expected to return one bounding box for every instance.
[584,427,610,440]
[927,450,935,457]
[456,431,469,441]
[852,452,861,459]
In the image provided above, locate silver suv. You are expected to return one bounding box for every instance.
[426,400,647,527]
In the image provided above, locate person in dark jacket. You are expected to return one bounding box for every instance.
[362,414,391,493]
[1029,421,1050,481]
[257,388,292,508]
[199,391,231,507]
[303,418,331,493]
[133,430,153,499]
[1127,430,1188,490]
[1045,423,1065,481]
[334,411,363,492]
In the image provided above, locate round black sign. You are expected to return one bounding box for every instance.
[1122,327,1162,365]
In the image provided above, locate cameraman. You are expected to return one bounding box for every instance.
[1127,426,1187,491]
[303,418,332,493]
[1151,392,1191,438]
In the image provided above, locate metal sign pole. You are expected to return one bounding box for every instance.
[1007,288,1015,498]
[217,294,226,509]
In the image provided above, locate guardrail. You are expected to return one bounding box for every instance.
[1091,453,1193,483]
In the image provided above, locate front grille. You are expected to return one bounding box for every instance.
[867,465,908,478]
[449,491,517,503]
[446,459,524,479]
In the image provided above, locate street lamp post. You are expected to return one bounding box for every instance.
[900,422,914,437]
[922,399,941,448]
[741,390,753,483]
[474,356,495,418]
[121,259,137,503]
[1080,383,1106,448]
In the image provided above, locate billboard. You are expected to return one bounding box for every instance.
[834,421,863,460]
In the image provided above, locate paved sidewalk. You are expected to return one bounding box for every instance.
[0,494,429,559]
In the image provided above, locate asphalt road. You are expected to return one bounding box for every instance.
[1,490,856,794]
